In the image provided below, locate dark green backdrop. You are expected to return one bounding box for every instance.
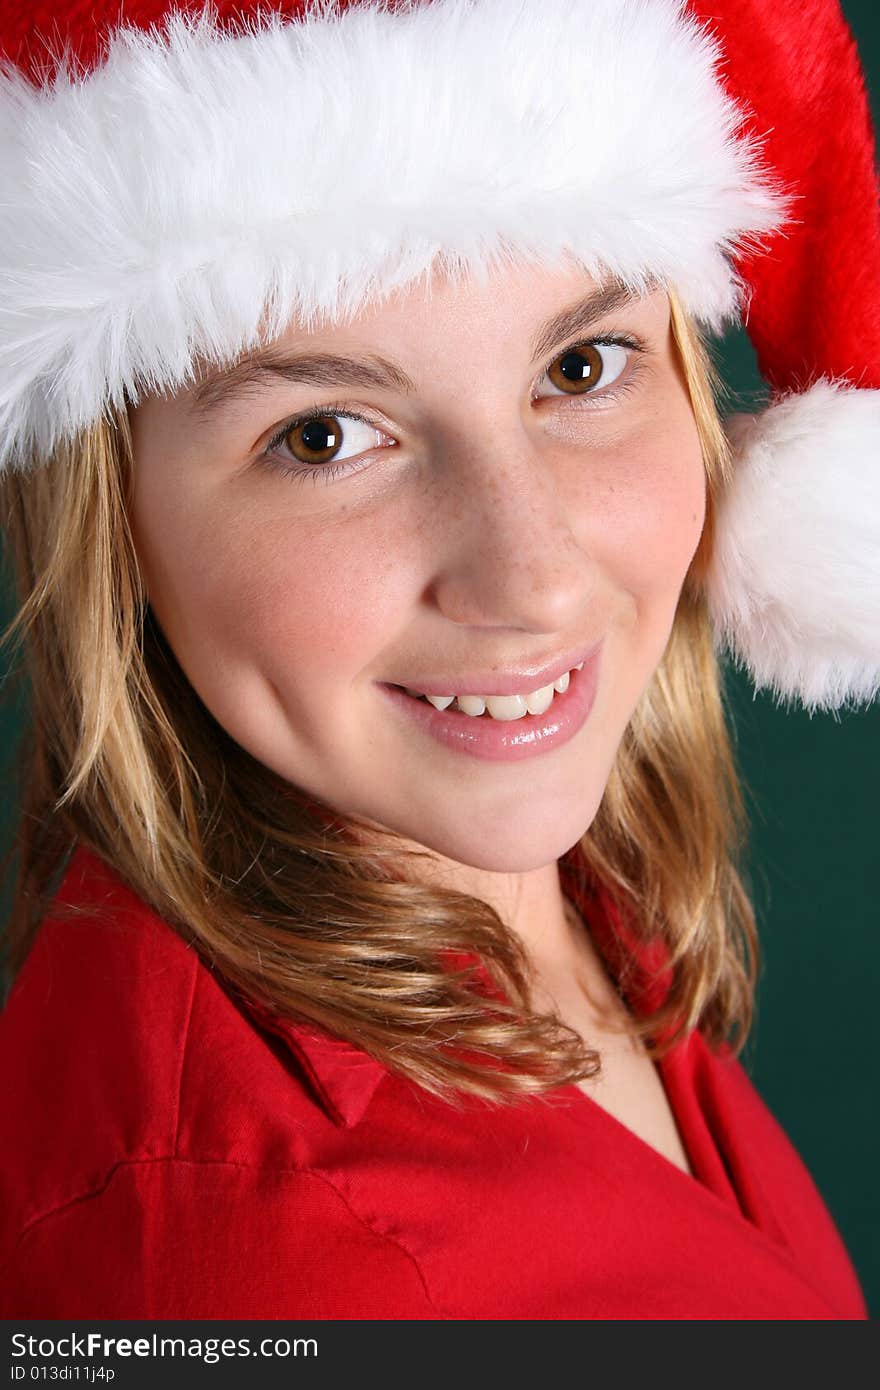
[1,0,878,1317]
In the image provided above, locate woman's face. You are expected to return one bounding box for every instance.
[128,258,706,874]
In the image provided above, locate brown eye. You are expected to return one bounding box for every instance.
[547,345,604,393]
[283,415,343,463]
[268,411,392,469]
[541,341,629,397]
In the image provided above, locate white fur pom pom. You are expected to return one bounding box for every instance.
[708,380,880,712]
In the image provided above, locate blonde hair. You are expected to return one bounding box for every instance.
[0,290,757,1105]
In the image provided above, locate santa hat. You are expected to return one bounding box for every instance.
[0,0,878,712]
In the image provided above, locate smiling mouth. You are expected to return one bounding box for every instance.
[390,664,582,722]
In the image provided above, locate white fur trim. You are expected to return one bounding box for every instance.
[0,0,787,474]
[709,381,880,711]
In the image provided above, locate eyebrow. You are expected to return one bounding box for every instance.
[188,276,642,422]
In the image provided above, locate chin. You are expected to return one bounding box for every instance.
[367,796,603,876]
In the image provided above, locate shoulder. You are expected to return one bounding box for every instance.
[0,847,325,1234]
[1,1155,441,1318]
[0,849,195,1226]
[680,1030,864,1296]
[0,847,441,1317]
[0,845,439,1312]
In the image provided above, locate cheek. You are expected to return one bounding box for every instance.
[243,520,402,683]
[585,422,706,600]
[139,490,414,692]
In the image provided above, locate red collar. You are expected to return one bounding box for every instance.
[238,996,389,1128]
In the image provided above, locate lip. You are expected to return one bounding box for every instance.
[387,642,602,698]
[378,641,603,763]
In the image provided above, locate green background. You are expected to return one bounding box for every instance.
[1,0,878,1317]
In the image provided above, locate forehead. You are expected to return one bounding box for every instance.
[185,262,657,426]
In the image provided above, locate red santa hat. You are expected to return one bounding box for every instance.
[0,0,878,712]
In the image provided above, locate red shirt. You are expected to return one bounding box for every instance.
[0,845,867,1319]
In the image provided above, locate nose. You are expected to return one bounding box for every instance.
[423,426,600,634]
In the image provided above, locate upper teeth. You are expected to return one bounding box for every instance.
[405,662,584,721]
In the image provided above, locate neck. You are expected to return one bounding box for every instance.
[399,847,585,973]
[347,816,590,977]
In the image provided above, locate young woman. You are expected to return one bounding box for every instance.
[0,0,877,1319]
